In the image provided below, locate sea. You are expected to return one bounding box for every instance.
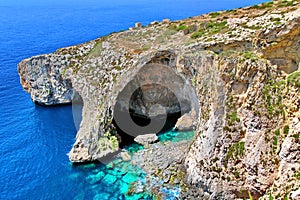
[0,0,267,199]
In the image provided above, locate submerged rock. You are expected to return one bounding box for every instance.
[120,151,131,162]
[86,171,105,184]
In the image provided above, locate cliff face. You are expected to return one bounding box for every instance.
[186,27,300,200]
[18,1,300,199]
[17,43,95,105]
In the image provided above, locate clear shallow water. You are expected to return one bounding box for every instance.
[0,0,268,199]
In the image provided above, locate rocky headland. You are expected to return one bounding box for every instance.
[18,0,300,199]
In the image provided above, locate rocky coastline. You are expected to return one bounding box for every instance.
[18,1,300,199]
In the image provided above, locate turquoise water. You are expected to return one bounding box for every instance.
[66,129,193,200]
[70,155,149,200]
[158,129,195,143]
[0,0,268,199]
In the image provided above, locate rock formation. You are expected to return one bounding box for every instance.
[18,1,300,199]
[134,134,158,147]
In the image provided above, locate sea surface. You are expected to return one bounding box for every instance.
[0,0,267,199]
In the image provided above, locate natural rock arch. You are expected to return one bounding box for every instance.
[112,62,199,145]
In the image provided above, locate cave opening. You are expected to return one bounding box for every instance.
[112,63,199,148]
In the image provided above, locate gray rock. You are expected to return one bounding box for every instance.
[150,21,159,25]
[134,134,158,146]
[175,110,196,131]
[291,189,300,200]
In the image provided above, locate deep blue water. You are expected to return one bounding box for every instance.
[0,0,268,199]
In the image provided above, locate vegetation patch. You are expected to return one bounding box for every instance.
[241,22,263,30]
[295,170,300,180]
[209,12,221,18]
[262,79,286,117]
[273,136,278,146]
[224,141,245,165]
[191,31,205,39]
[241,51,259,62]
[278,0,294,7]
[191,21,228,39]
[89,41,103,57]
[175,25,189,31]
[283,125,289,135]
[292,133,299,142]
[258,1,274,9]
[287,71,300,88]
[227,110,240,126]
[170,24,197,35]
[157,29,177,43]
[142,45,150,51]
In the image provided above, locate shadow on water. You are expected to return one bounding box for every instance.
[113,111,182,148]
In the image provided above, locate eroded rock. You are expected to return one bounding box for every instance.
[175,109,197,131]
[134,134,158,146]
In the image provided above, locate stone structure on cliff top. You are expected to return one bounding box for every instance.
[18,1,300,199]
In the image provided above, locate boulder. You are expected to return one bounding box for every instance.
[162,18,170,23]
[134,134,158,146]
[135,22,142,28]
[175,110,196,131]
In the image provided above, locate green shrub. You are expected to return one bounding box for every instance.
[191,31,205,39]
[207,21,227,29]
[292,134,299,142]
[234,171,240,178]
[259,1,274,9]
[273,136,278,146]
[248,191,253,200]
[287,71,300,88]
[279,0,294,7]
[283,125,289,135]
[209,12,220,18]
[142,45,150,50]
[176,25,189,31]
[262,80,286,116]
[295,170,300,180]
[190,21,228,39]
[242,51,259,62]
[115,65,122,70]
[227,111,240,125]
[225,142,245,164]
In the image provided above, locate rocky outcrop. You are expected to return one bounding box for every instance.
[17,43,94,105]
[18,1,300,199]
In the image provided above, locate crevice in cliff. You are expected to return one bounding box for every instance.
[72,91,84,131]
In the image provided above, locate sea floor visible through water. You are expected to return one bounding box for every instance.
[71,129,194,200]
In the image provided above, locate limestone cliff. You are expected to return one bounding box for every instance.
[18,1,300,199]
